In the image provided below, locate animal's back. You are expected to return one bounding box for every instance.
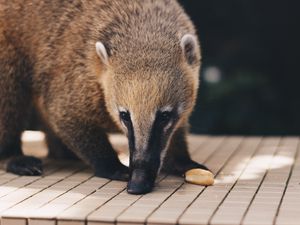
[1,0,196,100]
[1,0,89,68]
[1,0,195,64]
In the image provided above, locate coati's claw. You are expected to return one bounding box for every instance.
[6,156,43,176]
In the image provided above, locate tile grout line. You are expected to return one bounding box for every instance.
[1,164,87,219]
[179,136,244,225]
[0,175,23,186]
[52,179,112,225]
[273,137,300,225]
[146,181,186,225]
[194,136,226,167]
[240,137,283,225]
[176,136,238,225]
[0,161,63,200]
[113,136,226,225]
[0,160,53,189]
[189,136,210,155]
[207,137,263,225]
[113,174,169,225]
[83,175,168,224]
[23,168,95,222]
[147,136,228,225]
[84,186,128,225]
[176,136,245,225]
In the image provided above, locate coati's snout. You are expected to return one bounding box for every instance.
[127,169,154,195]
[120,109,178,194]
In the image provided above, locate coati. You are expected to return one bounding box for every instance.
[0,0,209,194]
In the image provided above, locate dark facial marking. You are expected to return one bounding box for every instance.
[126,107,181,194]
[134,110,178,167]
[156,111,174,128]
[119,111,135,156]
[120,111,131,123]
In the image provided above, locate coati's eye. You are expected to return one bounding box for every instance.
[120,111,131,123]
[158,111,173,124]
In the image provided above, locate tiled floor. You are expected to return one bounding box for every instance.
[0,133,299,225]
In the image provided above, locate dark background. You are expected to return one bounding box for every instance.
[178,0,300,135]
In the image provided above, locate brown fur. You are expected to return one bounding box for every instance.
[0,0,205,190]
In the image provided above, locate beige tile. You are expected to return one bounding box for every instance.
[57,220,85,225]
[1,218,26,225]
[28,219,56,225]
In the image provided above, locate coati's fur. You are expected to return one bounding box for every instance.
[0,0,208,194]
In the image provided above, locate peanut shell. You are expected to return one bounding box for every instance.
[185,168,214,186]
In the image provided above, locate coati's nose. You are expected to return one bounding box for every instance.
[127,169,155,194]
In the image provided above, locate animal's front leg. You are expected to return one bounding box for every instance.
[163,127,214,186]
[50,118,129,181]
[163,127,210,175]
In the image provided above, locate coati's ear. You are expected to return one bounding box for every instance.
[180,34,199,65]
[95,41,109,65]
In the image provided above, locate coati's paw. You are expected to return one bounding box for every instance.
[163,159,210,176]
[6,156,43,176]
[95,163,129,181]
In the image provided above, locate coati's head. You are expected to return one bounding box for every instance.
[95,34,201,194]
